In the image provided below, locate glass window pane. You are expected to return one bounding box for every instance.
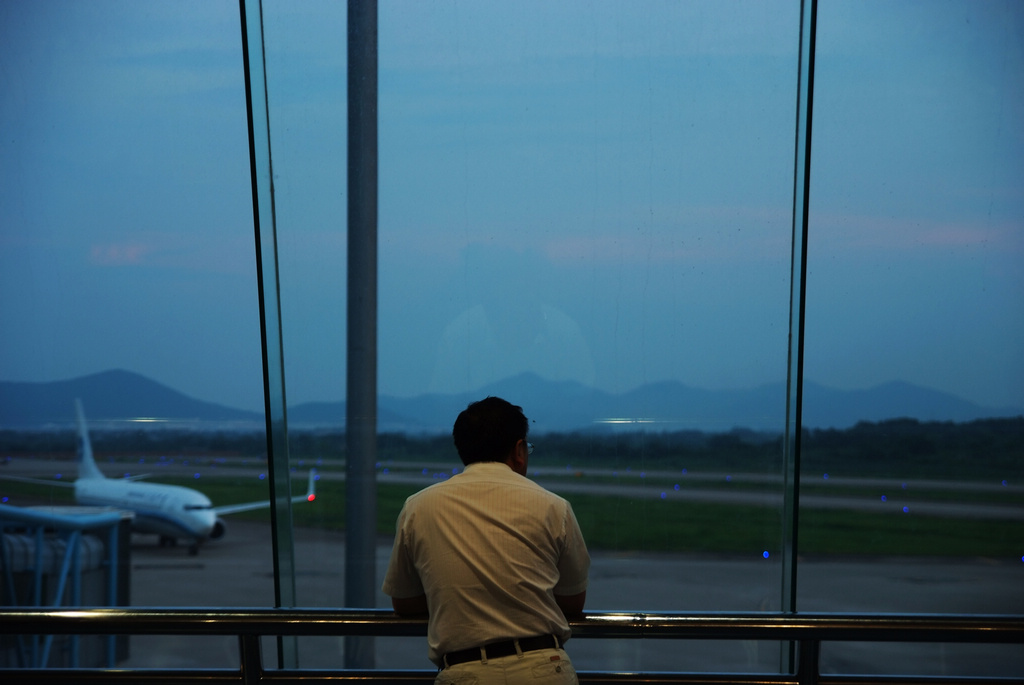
[802,0,1024,677]
[376,0,800,673]
[10,0,1016,679]
[0,0,273,669]
[232,0,805,673]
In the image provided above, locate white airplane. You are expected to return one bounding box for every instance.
[9,400,317,555]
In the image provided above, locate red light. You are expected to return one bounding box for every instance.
[307,494,316,502]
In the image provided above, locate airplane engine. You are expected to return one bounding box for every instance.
[210,518,227,540]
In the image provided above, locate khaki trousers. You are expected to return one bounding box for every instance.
[435,647,578,685]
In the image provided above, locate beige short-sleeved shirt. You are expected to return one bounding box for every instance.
[382,461,590,666]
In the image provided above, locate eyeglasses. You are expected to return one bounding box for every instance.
[526,442,534,455]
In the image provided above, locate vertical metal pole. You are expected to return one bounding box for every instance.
[782,0,817,673]
[71,531,81,667]
[239,0,299,668]
[797,638,821,685]
[345,0,378,670]
[106,523,117,666]
[0,520,30,666]
[41,530,80,667]
[32,525,43,665]
[240,635,264,685]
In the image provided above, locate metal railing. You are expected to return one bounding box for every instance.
[0,504,127,669]
[1,608,1022,684]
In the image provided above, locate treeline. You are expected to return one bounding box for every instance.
[520,418,1022,479]
[0,428,269,459]
[1,416,1020,480]
[800,417,1023,479]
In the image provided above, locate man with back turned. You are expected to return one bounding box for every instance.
[383,396,591,684]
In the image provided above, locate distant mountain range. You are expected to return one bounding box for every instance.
[0,369,1019,433]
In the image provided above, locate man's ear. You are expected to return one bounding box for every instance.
[510,450,526,471]
[507,439,528,475]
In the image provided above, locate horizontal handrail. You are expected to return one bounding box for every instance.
[1,608,1023,643]
[1,609,1022,685]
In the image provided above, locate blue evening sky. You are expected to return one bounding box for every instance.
[1,0,1021,415]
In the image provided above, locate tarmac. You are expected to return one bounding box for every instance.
[122,519,1024,677]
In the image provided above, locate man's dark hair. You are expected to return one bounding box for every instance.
[452,396,529,465]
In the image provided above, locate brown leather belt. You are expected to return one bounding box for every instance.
[443,634,559,667]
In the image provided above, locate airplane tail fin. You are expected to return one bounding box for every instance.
[74,399,106,481]
[304,468,317,502]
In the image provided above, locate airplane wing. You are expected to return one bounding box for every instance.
[212,469,318,516]
[0,474,75,488]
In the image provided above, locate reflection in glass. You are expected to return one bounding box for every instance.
[375,0,801,672]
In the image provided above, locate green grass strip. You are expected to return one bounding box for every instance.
[3,477,1019,558]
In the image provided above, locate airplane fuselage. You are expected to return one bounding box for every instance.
[65,400,311,552]
[74,478,222,542]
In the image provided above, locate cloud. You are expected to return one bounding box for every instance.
[89,242,153,266]
[810,212,1024,254]
[86,232,256,275]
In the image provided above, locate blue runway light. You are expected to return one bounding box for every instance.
[382,468,389,474]
[903,506,909,513]
[763,551,770,559]
[660,492,666,499]
[681,468,687,474]
[55,473,62,479]
[422,468,428,475]
[259,473,266,480]
[823,473,829,480]
[193,473,200,479]
[881,495,887,502]
[674,484,680,491]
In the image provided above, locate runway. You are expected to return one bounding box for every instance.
[6,455,1021,520]
[122,519,1024,677]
